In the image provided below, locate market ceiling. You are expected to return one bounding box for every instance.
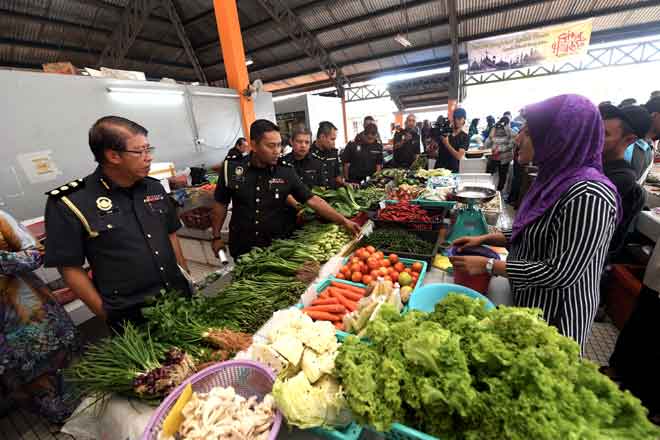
[1,0,660,96]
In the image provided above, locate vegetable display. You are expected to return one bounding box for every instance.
[67,323,195,402]
[172,386,275,440]
[415,168,452,179]
[304,186,362,218]
[335,247,423,289]
[362,228,435,255]
[302,281,368,330]
[386,184,425,202]
[343,278,405,337]
[251,309,351,429]
[377,202,436,223]
[335,295,660,439]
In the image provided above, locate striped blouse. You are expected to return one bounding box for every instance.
[504,181,618,350]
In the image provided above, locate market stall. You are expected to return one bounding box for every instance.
[60,167,658,440]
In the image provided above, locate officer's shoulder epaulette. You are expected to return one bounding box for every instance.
[311,151,322,160]
[45,179,85,198]
[226,152,243,162]
[144,175,160,182]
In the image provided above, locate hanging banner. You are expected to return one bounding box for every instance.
[467,19,593,74]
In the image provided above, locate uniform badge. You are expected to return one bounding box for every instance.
[235,166,244,176]
[96,197,113,211]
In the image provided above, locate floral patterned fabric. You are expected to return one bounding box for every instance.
[0,210,80,423]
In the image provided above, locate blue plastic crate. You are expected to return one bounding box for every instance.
[309,423,363,440]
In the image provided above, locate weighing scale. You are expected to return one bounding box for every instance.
[447,186,497,243]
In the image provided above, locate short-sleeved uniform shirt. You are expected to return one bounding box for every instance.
[393,128,420,168]
[214,154,313,257]
[310,143,341,189]
[44,167,190,318]
[340,141,383,183]
[283,151,324,188]
[436,131,469,172]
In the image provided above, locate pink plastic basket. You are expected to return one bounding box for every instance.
[141,360,282,440]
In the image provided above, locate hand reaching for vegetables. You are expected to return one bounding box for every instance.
[449,255,488,275]
[452,235,486,252]
[342,219,361,236]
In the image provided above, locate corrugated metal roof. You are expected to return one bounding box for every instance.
[0,0,658,89]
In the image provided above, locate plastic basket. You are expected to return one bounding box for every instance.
[310,423,364,440]
[408,283,495,313]
[366,227,441,266]
[336,257,428,288]
[141,360,282,440]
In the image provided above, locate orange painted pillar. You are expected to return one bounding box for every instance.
[447,99,458,121]
[213,0,255,139]
[394,112,404,127]
[341,95,349,144]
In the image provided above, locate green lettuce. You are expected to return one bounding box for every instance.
[334,294,660,439]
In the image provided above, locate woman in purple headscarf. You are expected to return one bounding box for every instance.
[451,94,620,350]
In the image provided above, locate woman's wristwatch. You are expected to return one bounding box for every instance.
[486,258,495,275]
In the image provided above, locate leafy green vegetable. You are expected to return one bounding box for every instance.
[362,228,435,255]
[335,295,660,439]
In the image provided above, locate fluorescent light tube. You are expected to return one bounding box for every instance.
[106,86,184,95]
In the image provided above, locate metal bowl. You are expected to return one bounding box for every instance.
[453,186,497,204]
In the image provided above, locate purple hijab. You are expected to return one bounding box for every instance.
[511,94,621,242]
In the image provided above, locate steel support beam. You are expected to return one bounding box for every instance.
[162,0,207,83]
[254,0,348,94]
[344,85,391,102]
[447,0,460,117]
[228,0,657,75]
[464,38,660,86]
[97,0,156,68]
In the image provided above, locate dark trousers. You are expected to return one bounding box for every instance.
[497,162,509,192]
[507,161,523,205]
[106,304,147,334]
[609,286,660,413]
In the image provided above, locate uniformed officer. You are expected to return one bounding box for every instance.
[341,123,384,184]
[210,119,360,258]
[283,128,323,187]
[310,121,345,189]
[212,138,249,173]
[44,116,191,330]
[392,113,421,168]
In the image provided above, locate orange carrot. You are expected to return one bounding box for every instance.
[329,290,358,312]
[318,291,330,300]
[334,322,345,331]
[303,310,342,321]
[303,304,347,314]
[331,281,366,295]
[311,297,339,306]
[328,287,363,302]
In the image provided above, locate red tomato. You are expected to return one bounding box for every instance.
[378,267,388,277]
[367,258,380,270]
[394,262,405,272]
[351,257,360,265]
[411,262,423,272]
[384,276,392,281]
[382,259,391,268]
[387,267,395,275]
[362,275,373,285]
[341,266,351,277]
[388,254,399,264]
[360,250,370,261]
[336,273,346,279]
[404,268,412,274]
[370,269,380,278]
[350,263,361,273]
[366,246,376,254]
[412,273,419,281]
[390,271,399,282]
[351,272,363,283]
[361,263,370,275]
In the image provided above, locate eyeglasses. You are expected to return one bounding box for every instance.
[118,146,156,157]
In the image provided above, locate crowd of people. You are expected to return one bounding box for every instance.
[1,92,659,427]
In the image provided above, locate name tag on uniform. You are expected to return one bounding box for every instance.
[326,157,337,161]
[269,178,286,185]
[357,146,361,152]
[144,194,165,203]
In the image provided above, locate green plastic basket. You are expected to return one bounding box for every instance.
[309,423,363,440]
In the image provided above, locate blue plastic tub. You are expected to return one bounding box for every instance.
[407,282,495,313]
